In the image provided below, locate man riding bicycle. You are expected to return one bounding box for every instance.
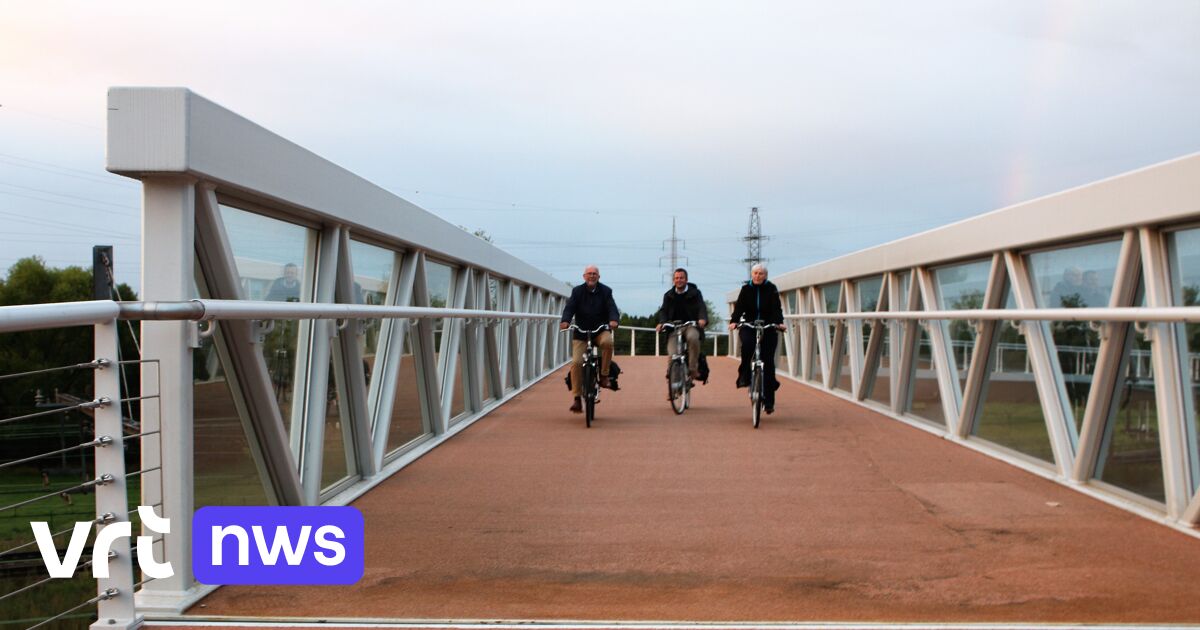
[728,263,786,414]
[655,268,708,392]
[560,265,620,414]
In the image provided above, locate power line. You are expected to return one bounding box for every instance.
[0,153,137,189]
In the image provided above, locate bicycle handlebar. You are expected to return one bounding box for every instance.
[564,323,610,335]
[660,320,697,331]
[736,319,784,330]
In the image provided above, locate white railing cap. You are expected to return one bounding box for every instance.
[106,87,568,297]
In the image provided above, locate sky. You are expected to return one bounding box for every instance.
[1,0,1198,315]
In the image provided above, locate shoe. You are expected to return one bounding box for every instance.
[765,405,774,415]
[772,381,781,391]
[599,375,611,388]
[736,377,748,388]
[689,370,700,380]
[569,397,582,413]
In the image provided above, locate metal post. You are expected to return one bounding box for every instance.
[92,319,141,630]
[631,329,636,356]
[136,177,197,610]
[93,246,115,300]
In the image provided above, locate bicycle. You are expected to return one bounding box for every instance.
[661,320,697,415]
[564,323,609,427]
[736,319,772,428]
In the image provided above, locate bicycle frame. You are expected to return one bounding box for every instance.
[737,319,773,428]
[661,320,696,414]
[565,323,609,426]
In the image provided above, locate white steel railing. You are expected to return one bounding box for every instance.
[103,87,573,614]
[737,151,1200,538]
[0,313,154,630]
[620,325,729,357]
[0,299,560,629]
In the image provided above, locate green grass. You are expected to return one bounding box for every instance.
[0,467,144,629]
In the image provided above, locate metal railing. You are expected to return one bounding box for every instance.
[0,297,559,628]
[0,319,160,629]
[617,325,730,357]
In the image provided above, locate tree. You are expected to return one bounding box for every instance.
[458,225,493,243]
[0,257,139,413]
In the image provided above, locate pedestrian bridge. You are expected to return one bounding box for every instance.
[2,87,1200,628]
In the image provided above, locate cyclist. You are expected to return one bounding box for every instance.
[655,268,708,397]
[728,263,786,414]
[559,265,620,414]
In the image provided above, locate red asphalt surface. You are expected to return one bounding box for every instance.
[165,357,1200,626]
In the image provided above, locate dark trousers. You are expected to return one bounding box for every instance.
[738,327,779,406]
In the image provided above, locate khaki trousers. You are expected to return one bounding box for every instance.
[666,326,702,375]
[570,330,613,396]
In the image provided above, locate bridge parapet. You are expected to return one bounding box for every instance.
[105,87,570,612]
[733,152,1200,536]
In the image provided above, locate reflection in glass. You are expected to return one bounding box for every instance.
[193,334,268,508]
[349,241,394,386]
[1169,228,1200,493]
[220,204,315,430]
[1029,240,1121,431]
[450,340,467,422]
[974,284,1053,463]
[386,333,428,455]
[852,276,883,399]
[909,324,945,426]
[1097,305,1162,502]
[867,319,891,407]
[426,260,454,360]
[936,259,989,394]
[321,357,354,491]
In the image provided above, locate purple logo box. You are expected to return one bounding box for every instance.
[193,506,364,585]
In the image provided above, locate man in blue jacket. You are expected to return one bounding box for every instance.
[559,265,620,413]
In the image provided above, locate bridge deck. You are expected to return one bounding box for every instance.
[170,356,1200,625]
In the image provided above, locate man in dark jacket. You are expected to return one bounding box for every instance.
[559,265,620,413]
[655,268,708,383]
[728,263,786,413]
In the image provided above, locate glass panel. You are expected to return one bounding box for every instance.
[481,331,495,402]
[857,276,883,358]
[867,319,891,406]
[808,293,824,385]
[787,289,798,314]
[1097,288,1162,502]
[450,335,467,421]
[349,241,394,389]
[822,283,840,315]
[974,282,1053,463]
[488,277,500,311]
[907,293,945,426]
[386,332,428,455]
[220,205,315,426]
[1169,228,1200,492]
[426,259,454,357]
[1028,240,1122,431]
[836,324,851,392]
[321,356,353,491]
[936,259,990,393]
[194,333,268,508]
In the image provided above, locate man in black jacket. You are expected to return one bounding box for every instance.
[728,263,786,413]
[655,268,708,384]
[559,265,620,413]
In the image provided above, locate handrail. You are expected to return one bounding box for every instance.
[120,299,559,322]
[786,306,1200,323]
[0,300,120,334]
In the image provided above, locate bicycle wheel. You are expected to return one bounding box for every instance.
[582,361,596,428]
[751,368,762,429]
[669,360,687,415]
